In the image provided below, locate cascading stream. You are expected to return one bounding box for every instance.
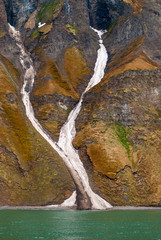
[8,23,112,209]
[58,28,112,209]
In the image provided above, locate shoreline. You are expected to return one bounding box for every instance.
[0,206,161,211]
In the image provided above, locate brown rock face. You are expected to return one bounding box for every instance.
[74,0,161,206]
[74,69,161,206]
[0,0,75,206]
[0,0,160,206]
[0,53,74,205]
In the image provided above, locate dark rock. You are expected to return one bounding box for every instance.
[87,0,131,29]
[6,92,17,104]
[24,61,30,69]
[4,0,38,27]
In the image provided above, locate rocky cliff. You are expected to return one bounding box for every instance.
[0,0,160,206]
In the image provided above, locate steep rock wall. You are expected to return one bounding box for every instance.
[0,0,74,206]
[74,0,161,206]
[0,0,160,206]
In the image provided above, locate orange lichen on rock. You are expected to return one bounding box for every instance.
[33,47,90,99]
[24,10,37,29]
[38,23,53,35]
[123,0,143,13]
[107,53,158,79]
[87,144,120,179]
[0,30,6,39]
[0,58,74,205]
[33,54,79,99]
[0,63,32,170]
[101,37,160,86]
[74,121,131,179]
[64,46,91,88]
[0,54,21,86]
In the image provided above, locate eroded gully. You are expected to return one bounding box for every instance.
[8,24,112,210]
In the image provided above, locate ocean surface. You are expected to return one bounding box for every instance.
[0,210,160,240]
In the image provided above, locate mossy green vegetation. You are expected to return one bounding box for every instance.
[0,54,20,86]
[157,108,161,118]
[114,122,132,158]
[31,23,53,41]
[37,0,65,23]
[60,106,70,116]
[31,28,40,40]
[107,18,118,33]
[0,57,74,205]
[66,24,79,35]
[74,120,131,179]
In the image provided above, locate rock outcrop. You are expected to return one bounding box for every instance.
[0,0,160,206]
[0,0,74,206]
[74,0,161,206]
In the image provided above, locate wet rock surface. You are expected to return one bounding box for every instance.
[87,0,131,30]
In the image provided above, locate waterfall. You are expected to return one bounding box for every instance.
[64,0,71,17]
[58,27,112,209]
[8,23,112,209]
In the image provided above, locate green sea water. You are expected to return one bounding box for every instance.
[0,210,160,240]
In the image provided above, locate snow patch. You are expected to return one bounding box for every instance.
[38,22,46,28]
[61,191,76,207]
[59,101,68,111]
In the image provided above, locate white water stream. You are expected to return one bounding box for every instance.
[8,24,112,209]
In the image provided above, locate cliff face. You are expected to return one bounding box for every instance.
[74,0,161,206]
[0,0,74,206]
[0,0,160,206]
